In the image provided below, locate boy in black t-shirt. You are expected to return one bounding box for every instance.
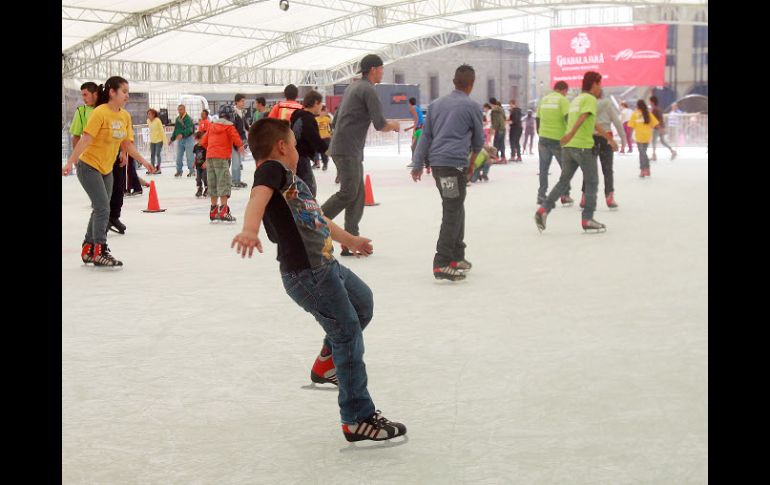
[231,118,407,443]
[192,131,209,198]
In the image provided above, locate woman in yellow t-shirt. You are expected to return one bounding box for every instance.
[147,108,168,174]
[628,99,659,178]
[62,76,155,267]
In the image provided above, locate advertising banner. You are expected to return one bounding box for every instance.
[550,24,667,87]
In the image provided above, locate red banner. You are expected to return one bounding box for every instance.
[550,24,667,88]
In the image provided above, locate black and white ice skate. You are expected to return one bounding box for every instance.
[92,243,123,267]
[433,265,466,281]
[342,411,407,442]
[108,218,126,234]
[195,187,203,198]
[582,219,607,233]
[451,260,472,272]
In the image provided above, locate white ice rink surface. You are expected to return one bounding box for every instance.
[62,147,708,484]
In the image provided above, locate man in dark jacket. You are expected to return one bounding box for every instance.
[290,90,328,197]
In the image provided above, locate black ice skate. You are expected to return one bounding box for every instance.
[195,186,203,198]
[218,205,236,222]
[582,219,607,233]
[108,217,126,234]
[433,265,466,281]
[535,207,548,232]
[202,187,209,197]
[342,411,407,442]
[92,243,123,267]
[560,195,574,207]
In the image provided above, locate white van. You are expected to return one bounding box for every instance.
[167,95,210,124]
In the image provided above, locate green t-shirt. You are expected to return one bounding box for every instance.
[536,91,570,141]
[564,92,597,149]
[69,105,94,137]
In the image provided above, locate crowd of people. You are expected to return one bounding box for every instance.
[63,54,683,445]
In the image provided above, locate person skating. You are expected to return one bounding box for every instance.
[411,64,484,280]
[232,118,406,442]
[192,131,209,198]
[200,112,244,222]
[290,90,328,197]
[169,104,195,177]
[146,108,168,174]
[508,99,523,162]
[62,76,155,266]
[320,54,400,256]
[534,71,617,233]
[535,81,573,206]
[649,95,677,161]
[628,100,659,178]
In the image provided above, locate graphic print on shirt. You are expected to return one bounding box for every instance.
[111,120,126,140]
[281,171,334,262]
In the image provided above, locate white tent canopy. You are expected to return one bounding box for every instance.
[62,0,708,90]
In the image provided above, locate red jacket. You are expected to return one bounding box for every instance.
[268,100,303,121]
[198,118,211,133]
[200,119,243,159]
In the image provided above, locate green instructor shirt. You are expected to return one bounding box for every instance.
[564,92,597,149]
[70,105,94,137]
[536,91,570,141]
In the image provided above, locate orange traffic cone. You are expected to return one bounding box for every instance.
[142,180,167,213]
[364,174,379,206]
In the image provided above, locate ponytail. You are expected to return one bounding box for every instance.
[94,76,129,108]
[95,84,108,107]
[636,99,650,124]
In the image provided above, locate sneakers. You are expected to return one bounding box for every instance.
[210,204,220,221]
[451,259,472,272]
[535,207,548,232]
[108,217,126,234]
[92,243,123,267]
[218,205,236,222]
[81,241,94,264]
[310,345,338,386]
[342,411,407,442]
[560,195,574,207]
[579,193,585,209]
[195,186,203,198]
[606,192,618,209]
[433,265,466,281]
[581,218,607,232]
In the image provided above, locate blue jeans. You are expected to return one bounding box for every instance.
[175,136,194,173]
[150,142,163,169]
[538,137,570,200]
[281,260,375,425]
[470,162,490,182]
[231,146,242,184]
[544,147,599,220]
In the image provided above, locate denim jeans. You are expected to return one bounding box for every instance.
[150,142,163,169]
[493,130,506,159]
[544,147,599,220]
[538,137,570,200]
[470,162,490,182]
[175,136,194,173]
[231,146,242,184]
[652,129,673,154]
[77,161,114,245]
[582,136,614,195]
[321,155,365,236]
[431,165,467,267]
[281,260,375,425]
[637,143,650,171]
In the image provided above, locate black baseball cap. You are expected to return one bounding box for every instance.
[358,54,384,74]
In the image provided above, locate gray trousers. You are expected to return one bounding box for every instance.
[77,161,114,245]
[544,147,599,220]
[432,165,467,267]
[321,155,365,236]
[538,137,570,200]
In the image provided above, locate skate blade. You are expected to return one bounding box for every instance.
[108,227,125,234]
[340,435,409,453]
[300,383,337,391]
[582,228,607,233]
[433,274,466,282]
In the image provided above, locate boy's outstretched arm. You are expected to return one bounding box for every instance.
[231,185,274,258]
[323,217,373,257]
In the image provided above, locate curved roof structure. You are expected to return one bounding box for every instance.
[62,0,707,90]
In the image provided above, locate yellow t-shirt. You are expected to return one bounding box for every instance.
[148,117,167,144]
[628,110,659,144]
[81,104,135,174]
[316,114,332,139]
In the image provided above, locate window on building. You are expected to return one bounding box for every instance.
[667,25,678,49]
[394,72,405,84]
[666,54,676,66]
[429,75,439,102]
[693,26,708,48]
[487,79,496,100]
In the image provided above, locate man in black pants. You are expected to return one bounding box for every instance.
[508,99,523,162]
[411,64,484,281]
[108,152,128,234]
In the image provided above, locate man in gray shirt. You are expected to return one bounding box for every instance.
[322,54,400,255]
[411,64,484,281]
[581,89,626,209]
